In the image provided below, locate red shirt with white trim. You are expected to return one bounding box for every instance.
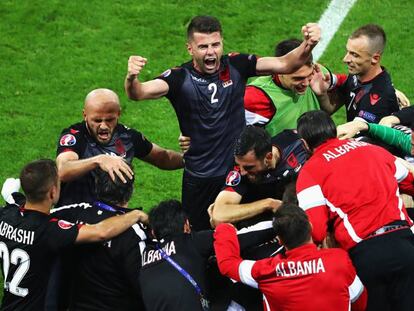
[296,138,414,250]
[214,224,367,311]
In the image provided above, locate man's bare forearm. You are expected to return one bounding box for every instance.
[212,198,279,226]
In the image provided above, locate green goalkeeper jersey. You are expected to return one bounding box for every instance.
[247,74,323,136]
[368,123,413,156]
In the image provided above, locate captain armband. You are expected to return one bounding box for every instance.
[327,69,337,91]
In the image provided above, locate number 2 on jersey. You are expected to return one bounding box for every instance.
[208,83,219,104]
[0,242,30,297]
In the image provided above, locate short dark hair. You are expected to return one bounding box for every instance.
[20,159,58,203]
[297,110,337,150]
[149,200,188,240]
[187,15,222,40]
[94,168,134,206]
[350,24,386,54]
[234,126,272,159]
[282,179,298,205]
[275,38,313,65]
[273,203,311,249]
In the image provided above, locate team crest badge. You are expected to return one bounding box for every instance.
[369,93,381,105]
[286,153,298,168]
[60,134,76,146]
[58,220,74,230]
[226,171,241,186]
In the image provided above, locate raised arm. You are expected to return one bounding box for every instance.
[125,56,169,100]
[255,23,320,75]
[76,209,148,243]
[56,151,133,183]
[211,190,281,227]
[142,143,184,170]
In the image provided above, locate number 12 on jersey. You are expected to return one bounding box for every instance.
[0,242,30,297]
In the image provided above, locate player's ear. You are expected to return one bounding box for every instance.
[264,151,273,168]
[151,229,157,239]
[183,219,191,233]
[371,52,381,65]
[186,42,193,56]
[301,139,312,153]
[276,236,283,246]
[83,109,87,121]
[49,184,59,203]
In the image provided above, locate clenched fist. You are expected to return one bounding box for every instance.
[127,56,148,80]
[301,23,321,47]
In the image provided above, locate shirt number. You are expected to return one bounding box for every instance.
[208,83,219,104]
[0,242,30,297]
[348,91,356,111]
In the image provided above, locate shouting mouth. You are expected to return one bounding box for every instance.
[97,131,110,141]
[204,57,217,71]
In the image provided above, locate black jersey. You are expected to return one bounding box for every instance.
[56,122,153,206]
[393,106,414,127]
[139,223,274,311]
[0,204,79,311]
[51,202,147,311]
[157,53,257,178]
[337,69,399,122]
[224,130,308,225]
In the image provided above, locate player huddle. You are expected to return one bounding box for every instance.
[1,14,414,311]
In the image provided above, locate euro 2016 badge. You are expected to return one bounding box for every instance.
[60,134,76,146]
[225,171,241,186]
[58,220,74,230]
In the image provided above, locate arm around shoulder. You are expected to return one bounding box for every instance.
[212,190,280,227]
[75,209,147,243]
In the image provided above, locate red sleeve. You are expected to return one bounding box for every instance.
[331,73,348,89]
[214,223,243,282]
[352,288,368,311]
[296,168,329,244]
[398,170,414,197]
[244,86,275,125]
[341,252,367,311]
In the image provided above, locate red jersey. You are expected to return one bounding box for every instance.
[296,138,414,250]
[214,224,366,311]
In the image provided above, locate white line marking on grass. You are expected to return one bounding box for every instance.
[313,0,358,61]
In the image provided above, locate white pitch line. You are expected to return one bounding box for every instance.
[313,0,358,61]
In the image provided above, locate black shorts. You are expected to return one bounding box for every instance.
[181,171,226,231]
[349,228,414,311]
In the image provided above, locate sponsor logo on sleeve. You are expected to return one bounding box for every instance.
[60,134,76,146]
[161,69,171,78]
[58,220,75,230]
[225,171,241,186]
